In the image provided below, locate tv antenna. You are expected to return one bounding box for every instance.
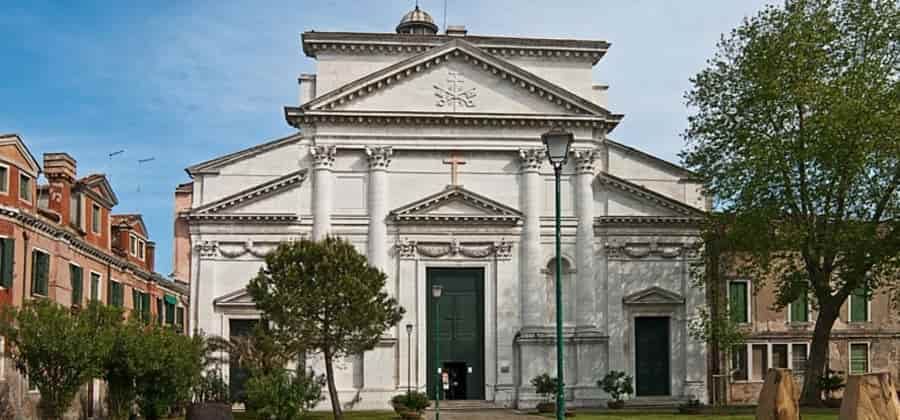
[136,157,155,192]
[106,150,125,184]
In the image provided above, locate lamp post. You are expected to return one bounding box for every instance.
[542,127,573,420]
[431,285,444,420]
[405,323,414,394]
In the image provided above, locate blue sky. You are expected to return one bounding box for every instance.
[0,0,773,275]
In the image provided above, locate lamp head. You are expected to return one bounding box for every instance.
[431,285,443,299]
[542,127,573,167]
[405,323,414,334]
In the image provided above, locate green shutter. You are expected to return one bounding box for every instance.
[0,238,14,288]
[176,307,184,331]
[70,265,83,306]
[91,273,99,301]
[850,288,869,322]
[31,251,48,296]
[165,302,175,325]
[157,298,163,324]
[729,281,748,323]
[790,293,808,323]
[850,344,868,374]
[132,289,140,312]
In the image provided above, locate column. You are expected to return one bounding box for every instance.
[571,149,599,330]
[518,148,546,328]
[311,145,336,240]
[365,146,392,272]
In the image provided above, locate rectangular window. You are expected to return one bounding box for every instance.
[0,238,14,288]
[850,288,870,323]
[70,193,82,229]
[19,174,31,202]
[772,344,789,369]
[850,343,869,374]
[132,288,141,312]
[91,204,101,234]
[141,293,151,321]
[129,235,137,256]
[156,297,163,324]
[138,241,145,260]
[165,302,175,325]
[176,307,185,332]
[108,281,123,307]
[790,293,809,323]
[90,272,101,301]
[69,264,83,307]
[792,343,809,376]
[732,345,748,381]
[729,280,750,324]
[751,344,769,381]
[0,166,8,193]
[30,249,49,296]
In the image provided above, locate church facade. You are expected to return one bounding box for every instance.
[177,6,710,409]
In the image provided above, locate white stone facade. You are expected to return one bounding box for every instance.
[183,15,709,410]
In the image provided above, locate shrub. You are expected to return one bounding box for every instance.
[245,368,324,420]
[390,391,430,413]
[133,325,205,420]
[530,373,559,402]
[195,370,230,404]
[818,368,846,399]
[599,370,633,402]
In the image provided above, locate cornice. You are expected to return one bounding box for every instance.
[181,213,300,224]
[288,111,615,130]
[594,216,704,226]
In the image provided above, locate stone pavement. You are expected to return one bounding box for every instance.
[425,410,545,420]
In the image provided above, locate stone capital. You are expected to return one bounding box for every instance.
[310,145,337,169]
[518,148,544,171]
[571,149,599,174]
[365,146,393,170]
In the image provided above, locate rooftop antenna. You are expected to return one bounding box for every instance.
[106,150,125,184]
[136,157,155,192]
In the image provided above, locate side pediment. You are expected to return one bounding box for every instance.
[598,172,705,218]
[391,185,521,225]
[623,287,685,306]
[301,40,619,119]
[185,170,306,224]
[213,288,255,309]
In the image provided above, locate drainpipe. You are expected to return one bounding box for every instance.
[20,231,28,305]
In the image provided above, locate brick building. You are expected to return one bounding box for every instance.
[712,264,900,403]
[0,133,189,417]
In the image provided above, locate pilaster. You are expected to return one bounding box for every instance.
[518,148,546,328]
[365,146,392,272]
[311,145,336,240]
[571,149,599,331]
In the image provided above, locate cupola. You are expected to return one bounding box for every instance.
[396,5,438,35]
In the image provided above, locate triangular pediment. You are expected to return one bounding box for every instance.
[302,40,617,118]
[0,134,40,176]
[213,288,255,308]
[391,185,521,225]
[623,287,685,306]
[598,172,705,217]
[191,169,307,215]
[78,174,119,208]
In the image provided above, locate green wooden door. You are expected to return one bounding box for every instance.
[634,317,671,396]
[426,268,484,400]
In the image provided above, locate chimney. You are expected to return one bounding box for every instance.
[172,182,193,282]
[43,153,77,225]
[146,241,156,272]
[298,74,317,105]
[446,25,468,37]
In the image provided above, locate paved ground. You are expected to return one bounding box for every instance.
[425,411,544,420]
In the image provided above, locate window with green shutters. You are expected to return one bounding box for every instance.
[0,238,14,288]
[176,307,184,332]
[790,293,809,323]
[69,264,83,307]
[165,302,175,325]
[729,281,749,324]
[108,281,123,307]
[90,272,101,301]
[850,343,869,374]
[31,249,49,296]
[850,288,869,322]
[156,297,164,324]
[132,289,141,312]
[141,293,151,321]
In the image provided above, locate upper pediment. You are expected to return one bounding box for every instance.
[391,185,521,225]
[300,40,619,119]
[186,170,306,224]
[623,287,685,306]
[597,172,705,218]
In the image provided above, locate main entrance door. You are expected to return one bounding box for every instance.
[634,316,671,396]
[426,268,485,400]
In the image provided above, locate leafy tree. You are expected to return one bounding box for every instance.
[132,324,204,420]
[247,237,405,420]
[682,0,900,405]
[244,368,325,420]
[102,317,150,420]
[0,300,120,420]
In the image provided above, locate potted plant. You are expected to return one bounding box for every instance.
[187,370,233,420]
[599,370,633,409]
[819,368,845,408]
[390,391,430,420]
[531,374,559,413]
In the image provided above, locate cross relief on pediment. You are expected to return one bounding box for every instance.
[433,71,477,110]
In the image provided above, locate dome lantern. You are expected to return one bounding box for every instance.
[396,5,439,35]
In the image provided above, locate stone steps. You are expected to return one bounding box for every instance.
[428,400,504,411]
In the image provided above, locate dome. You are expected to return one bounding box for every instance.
[396,5,439,35]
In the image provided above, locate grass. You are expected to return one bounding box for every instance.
[232,411,397,420]
[549,409,838,420]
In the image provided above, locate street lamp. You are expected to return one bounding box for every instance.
[405,323,414,394]
[542,127,572,420]
[431,285,444,420]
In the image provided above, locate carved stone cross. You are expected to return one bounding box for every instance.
[443,151,467,186]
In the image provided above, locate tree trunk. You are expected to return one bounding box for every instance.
[323,349,344,420]
[799,304,840,406]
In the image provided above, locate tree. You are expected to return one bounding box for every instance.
[102,317,148,420]
[682,0,900,406]
[0,300,120,420]
[132,324,204,420]
[247,237,405,420]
